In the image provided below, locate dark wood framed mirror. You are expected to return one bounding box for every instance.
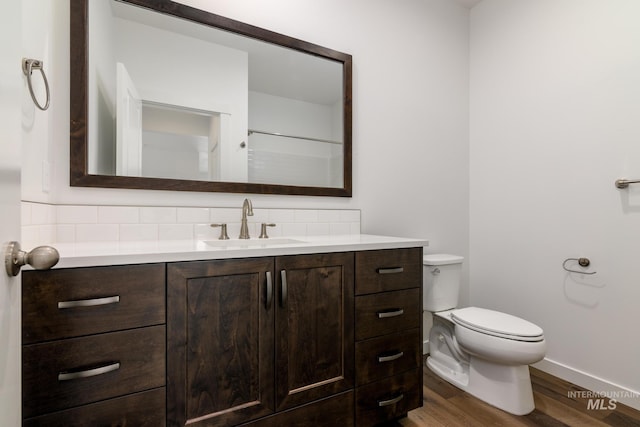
[70,0,352,196]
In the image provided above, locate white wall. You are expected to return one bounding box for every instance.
[21,0,57,204]
[352,0,471,302]
[470,0,640,408]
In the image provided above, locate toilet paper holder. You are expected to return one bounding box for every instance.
[562,257,596,275]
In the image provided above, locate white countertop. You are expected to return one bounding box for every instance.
[46,234,429,269]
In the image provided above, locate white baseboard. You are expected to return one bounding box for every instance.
[534,358,640,411]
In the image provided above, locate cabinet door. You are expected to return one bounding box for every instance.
[167,258,275,427]
[275,252,354,411]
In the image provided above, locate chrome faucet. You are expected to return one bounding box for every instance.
[239,198,254,239]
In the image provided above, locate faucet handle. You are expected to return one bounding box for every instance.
[259,223,276,239]
[210,223,230,240]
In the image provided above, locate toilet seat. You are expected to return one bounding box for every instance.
[451,307,544,342]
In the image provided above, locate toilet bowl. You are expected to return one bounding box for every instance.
[423,254,546,415]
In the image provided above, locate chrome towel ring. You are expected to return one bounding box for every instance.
[22,58,50,111]
[562,257,596,275]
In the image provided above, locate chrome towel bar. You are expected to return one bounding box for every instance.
[615,178,640,189]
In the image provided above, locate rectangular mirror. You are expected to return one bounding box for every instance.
[70,0,352,196]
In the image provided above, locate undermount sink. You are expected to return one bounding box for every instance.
[202,238,306,248]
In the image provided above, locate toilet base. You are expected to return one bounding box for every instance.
[466,356,535,415]
[427,355,535,415]
[427,354,469,389]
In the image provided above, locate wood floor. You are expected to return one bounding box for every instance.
[386,364,640,427]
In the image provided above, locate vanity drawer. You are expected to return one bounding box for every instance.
[355,368,422,426]
[22,263,165,344]
[355,288,421,340]
[22,325,166,419]
[23,387,166,427]
[355,248,422,295]
[355,328,421,386]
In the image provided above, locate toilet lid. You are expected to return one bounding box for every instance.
[451,307,544,342]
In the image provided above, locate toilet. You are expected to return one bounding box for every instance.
[423,254,546,415]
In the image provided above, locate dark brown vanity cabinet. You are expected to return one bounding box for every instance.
[167,253,355,427]
[20,247,422,426]
[21,264,167,426]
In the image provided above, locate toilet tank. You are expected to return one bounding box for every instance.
[423,254,464,312]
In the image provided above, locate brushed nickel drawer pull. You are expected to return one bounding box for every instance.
[266,271,273,309]
[378,393,404,407]
[377,308,404,319]
[377,267,404,274]
[377,351,404,363]
[58,295,120,309]
[280,270,288,307]
[58,362,120,381]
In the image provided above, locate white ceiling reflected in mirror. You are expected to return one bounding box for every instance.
[73,0,352,196]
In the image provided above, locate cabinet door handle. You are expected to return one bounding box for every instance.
[58,295,120,309]
[377,308,404,318]
[377,351,404,363]
[378,393,404,407]
[58,361,120,381]
[377,267,404,274]
[280,270,288,307]
[265,271,273,309]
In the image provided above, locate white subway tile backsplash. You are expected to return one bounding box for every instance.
[21,226,39,249]
[330,223,351,235]
[318,210,341,223]
[294,210,318,223]
[340,210,361,222]
[55,225,76,243]
[76,224,119,242]
[119,224,158,241]
[98,206,139,224]
[159,224,194,240]
[209,208,238,223]
[177,207,209,224]
[194,223,218,240]
[39,225,56,243]
[32,203,56,225]
[21,202,360,245]
[22,203,33,225]
[307,223,330,236]
[350,222,361,235]
[251,208,269,223]
[140,207,177,224]
[268,209,295,223]
[265,224,283,237]
[281,223,307,236]
[57,205,98,224]
[225,222,243,239]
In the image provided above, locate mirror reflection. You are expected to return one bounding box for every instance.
[86,0,346,190]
